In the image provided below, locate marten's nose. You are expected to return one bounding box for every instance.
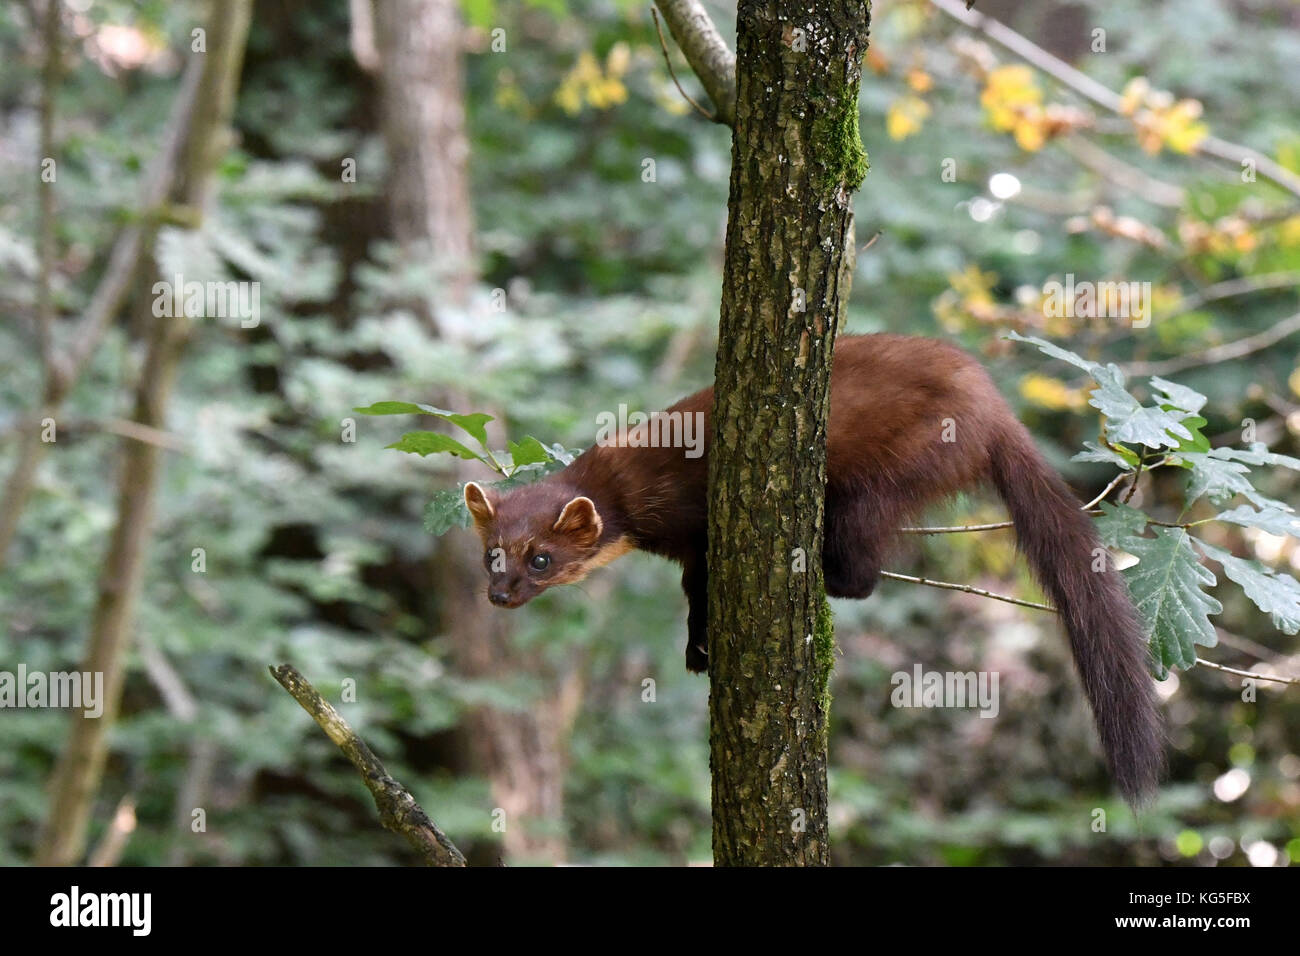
[489,589,511,606]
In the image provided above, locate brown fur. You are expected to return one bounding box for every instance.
[465,334,1164,805]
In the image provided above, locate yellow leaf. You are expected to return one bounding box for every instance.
[906,67,933,93]
[493,69,528,115]
[1020,373,1084,412]
[886,96,931,140]
[557,49,630,114]
[1163,100,1208,154]
[1013,117,1046,152]
[1118,77,1149,116]
[605,41,630,77]
[587,76,627,109]
[982,66,1042,135]
[554,78,582,115]
[948,264,998,303]
[574,50,600,81]
[1277,216,1300,247]
[555,52,599,115]
[985,104,1015,132]
[982,66,1039,106]
[984,65,1038,99]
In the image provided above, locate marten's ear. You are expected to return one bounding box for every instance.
[553,496,602,547]
[464,482,496,531]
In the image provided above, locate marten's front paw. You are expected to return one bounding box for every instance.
[685,641,708,673]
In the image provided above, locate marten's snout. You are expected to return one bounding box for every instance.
[487,574,530,608]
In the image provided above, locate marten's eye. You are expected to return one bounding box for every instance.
[529,553,551,572]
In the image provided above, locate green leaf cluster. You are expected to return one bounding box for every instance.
[1010,334,1300,677]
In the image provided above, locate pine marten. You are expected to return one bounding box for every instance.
[463,333,1164,804]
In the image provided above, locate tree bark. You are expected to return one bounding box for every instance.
[372,0,577,864]
[35,0,253,866]
[373,0,473,266]
[707,0,870,866]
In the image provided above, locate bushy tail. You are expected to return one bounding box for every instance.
[990,422,1165,806]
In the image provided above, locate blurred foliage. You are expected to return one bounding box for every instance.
[0,0,1297,866]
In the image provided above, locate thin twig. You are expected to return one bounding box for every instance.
[904,469,1129,534]
[653,323,704,385]
[651,8,716,122]
[650,0,736,126]
[0,416,185,450]
[1197,136,1300,203]
[901,520,1014,535]
[269,664,467,866]
[139,635,198,721]
[1119,310,1300,378]
[880,570,1057,612]
[87,796,137,868]
[37,0,60,380]
[1194,657,1300,686]
[1058,135,1185,208]
[1162,271,1300,317]
[884,580,1298,687]
[92,417,187,452]
[859,230,883,252]
[1122,453,1146,504]
[1214,627,1290,665]
[1082,470,1132,511]
[64,53,206,390]
[139,634,218,866]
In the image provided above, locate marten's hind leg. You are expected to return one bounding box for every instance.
[681,558,709,672]
[824,488,891,599]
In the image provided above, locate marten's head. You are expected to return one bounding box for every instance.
[464,481,630,608]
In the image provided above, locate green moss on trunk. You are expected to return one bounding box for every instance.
[812,87,869,192]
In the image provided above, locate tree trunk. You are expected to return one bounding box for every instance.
[373,0,473,266]
[0,0,59,571]
[372,0,576,864]
[35,0,253,866]
[0,41,205,573]
[707,0,871,866]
